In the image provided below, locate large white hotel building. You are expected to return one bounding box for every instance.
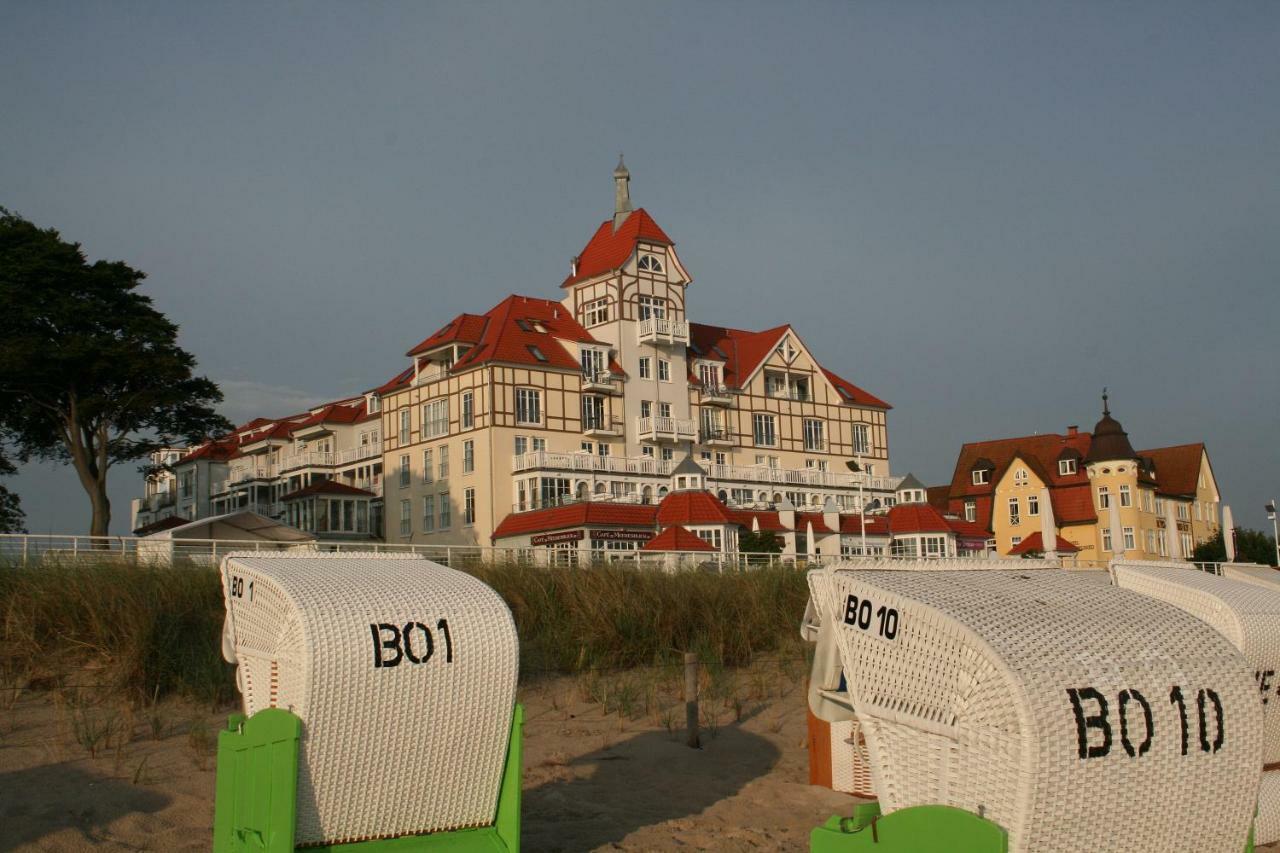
[133,162,921,557]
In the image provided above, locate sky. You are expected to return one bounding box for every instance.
[2,2,1278,535]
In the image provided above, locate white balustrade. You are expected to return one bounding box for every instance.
[636,316,690,345]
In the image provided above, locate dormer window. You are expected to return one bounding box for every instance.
[527,345,548,362]
[972,468,991,486]
[776,337,798,362]
[1059,458,1077,476]
[366,394,381,414]
[637,253,664,273]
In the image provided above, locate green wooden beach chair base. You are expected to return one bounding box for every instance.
[810,803,1007,853]
[213,705,523,853]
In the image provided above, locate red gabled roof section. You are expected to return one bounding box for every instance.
[821,368,891,409]
[562,209,673,287]
[886,503,954,534]
[794,512,834,534]
[406,313,489,357]
[450,295,602,373]
[372,366,414,396]
[281,480,378,502]
[687,322,889,408]
[837,514,892,536]
[133,515,188,536]
[944,432,1095,530]
[491,502,658,541]
[1140,443,1205,498]
[1009,532,1081,556]
[642,525,716,552]
[727,509,788,533]
[656,490,734,525]
[688,323,789,388]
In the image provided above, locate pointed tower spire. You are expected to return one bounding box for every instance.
[1102,386,1110,417]
[613,154,632,230]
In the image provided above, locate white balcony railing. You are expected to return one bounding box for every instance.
[636,317,689,345]
[511,450,903,493]
[699,384,733,405]
[511,451,677,477]
[581,369,619,392]
[337,441,383,465]
[637,416,696,443]
[278,451,336,472]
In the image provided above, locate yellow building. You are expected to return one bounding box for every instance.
[936,396,1221,564]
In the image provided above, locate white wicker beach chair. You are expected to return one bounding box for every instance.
[1112,559,1280,845]
[810,565,1262,853]
[219,552,519,848]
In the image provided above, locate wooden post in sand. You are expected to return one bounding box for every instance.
[684,651,700,749]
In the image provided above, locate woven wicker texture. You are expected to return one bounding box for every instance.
[1111,561,1280,764]
[1260,771,1280,846]
[830,557,1059,572]
[830,719,875,797]
[219,552,519,847]
[811,566,1262,853]
[1223,564,1280,590]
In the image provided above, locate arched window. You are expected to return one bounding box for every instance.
[637,253,664,272]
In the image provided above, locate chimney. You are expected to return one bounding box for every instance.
[1067,425,1079,436]
[613,154,632,230]
[570,256,578,277]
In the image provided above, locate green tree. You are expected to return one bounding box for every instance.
[0,210,232,537]
[738,529,783,554]
[0,449,25,533]
[1193,528,1278,567]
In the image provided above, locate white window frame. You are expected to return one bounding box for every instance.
[515,388,542,426]
[439,492,451,529]
[1123,527,1136,550]
[803,418,825,452]
[399,454,410,488]
[398,409,410,444]
[658,359,671,382]
[422,495,435,531]
[1098,486,1111,509]
[1059,458,1077,476]
[637,295,666,320]
[638,357,652,379]
[460,391,474,430]
[438,444,449,478]
[583,297,610,327]
[463,488,475,526]
[422,449,433,484]
[399,499,411,537]
[964,500,976,523]
[462,440,474,474]
[753,413,777,447]
[423,398,449,439]
[852,423,871,455]
[1028,494,1039,516]
[1119,484,1132,508]
[972,468,990,486]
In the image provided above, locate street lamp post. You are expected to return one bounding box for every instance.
[1267,501,1279,567]
[846,456,867,555]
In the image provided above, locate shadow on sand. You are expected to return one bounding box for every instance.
[523,720,781,852]
[0,762,170,851]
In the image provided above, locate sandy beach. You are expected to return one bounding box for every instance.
[1,670,1273,852]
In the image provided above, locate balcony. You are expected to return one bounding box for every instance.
[337,441,383,465]
[581,369,620,394]
[636,317,689,346]
[637,416,696,443]
[699,384,733,406]
[278,451,335,473]
[511,450,676,477]
[700,428,733,447]
[582,416,622,438]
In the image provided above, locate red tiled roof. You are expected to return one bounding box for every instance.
[373,366,414,396]
[944,516,993,539]
[1140,443,1206,498]
[491,502,658,541]
[642,525,716,552]
[794,512,834,534]
[727,509,789,533]
[281,480,377,502]
[562,209,673,286]
[1050,485,1097,526]
[837,514,892,536]
[1009,532,1081,556]
[821,368,892,409]
[687,322,889,408]
[886,503,954,534]
[926,485,951,512]
[450,295,602,373]
[132,515,187,536]
[688,323,789,388]
[406,313,489,357]
[656,490,734,525]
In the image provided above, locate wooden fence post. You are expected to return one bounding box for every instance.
[684,651,701,749]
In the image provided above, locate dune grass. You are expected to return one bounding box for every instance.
[0,558,811,705]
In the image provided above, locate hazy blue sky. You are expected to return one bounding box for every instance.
[2,2,1277,534]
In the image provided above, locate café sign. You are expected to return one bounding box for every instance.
[531,530,584,546]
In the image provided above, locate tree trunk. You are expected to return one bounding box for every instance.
[89,481,111,541]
